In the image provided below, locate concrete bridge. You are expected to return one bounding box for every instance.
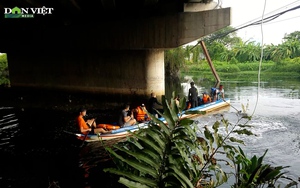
[0,0,230,102]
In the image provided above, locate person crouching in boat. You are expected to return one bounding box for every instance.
[202,92,212,104]
[118,104,137,127]
[134,104,150,123]
[77,108,111,135]
[212,85,225,102]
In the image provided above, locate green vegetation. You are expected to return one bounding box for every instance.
[0,53,10,86]
[184,60,300,77]
[104,92,297,187]
[165,28,300,78]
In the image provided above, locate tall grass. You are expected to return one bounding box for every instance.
[182,60,300,77]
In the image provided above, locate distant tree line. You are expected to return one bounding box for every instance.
[165,27,300,77]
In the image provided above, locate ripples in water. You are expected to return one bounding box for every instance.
[195,109,300,186]
[0,107,19,151]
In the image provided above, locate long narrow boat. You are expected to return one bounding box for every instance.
[72,98,230,142]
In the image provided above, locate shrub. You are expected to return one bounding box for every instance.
[229,57,238,64]
[0,53,10,86]
[103,93,297,187]
[0,53,8,73]
[216,64,240,73]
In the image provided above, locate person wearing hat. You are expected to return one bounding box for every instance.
[77,108,111,134]
[188,82,198,108]
[202,91,212,104]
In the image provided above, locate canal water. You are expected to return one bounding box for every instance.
[185,75,300,186]
[0,75,299,187]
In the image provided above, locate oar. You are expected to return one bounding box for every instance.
[223,98,241,113]
[80,131,90,147]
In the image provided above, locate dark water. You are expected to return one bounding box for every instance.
[1,75,300,187]
[0,88,124,188]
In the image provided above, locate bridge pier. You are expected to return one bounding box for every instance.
[7,49,164,101]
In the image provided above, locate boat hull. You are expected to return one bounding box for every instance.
[74,98,230,142]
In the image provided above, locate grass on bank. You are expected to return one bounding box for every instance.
[182,60,300,77]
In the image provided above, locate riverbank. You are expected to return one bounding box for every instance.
[181,62,300,84]
[181,61,300,80]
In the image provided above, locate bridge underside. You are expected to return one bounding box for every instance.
[0,1,230,102]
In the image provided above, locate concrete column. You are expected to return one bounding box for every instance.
[7,49,165,103]
[144,50,165,98]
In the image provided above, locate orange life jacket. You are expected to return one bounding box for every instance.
[202,95,211,104]
[98,124,120,130]
[136,106,149,122]
[77,115,89,134]
[186,102,191,110]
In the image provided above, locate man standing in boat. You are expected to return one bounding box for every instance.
[188,82,198,108]
[118,104,137,127]
[148,92,163,118]
[77,108,111,134]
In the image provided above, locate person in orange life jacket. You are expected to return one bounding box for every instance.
[118,104,136,127]
[77,108,111,134]
[202,92,212,104]
[134,104,150,123]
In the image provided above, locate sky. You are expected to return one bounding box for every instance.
[220,0,300,45]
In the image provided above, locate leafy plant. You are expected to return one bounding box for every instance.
[104,92,298,188]
[231,147,297,188]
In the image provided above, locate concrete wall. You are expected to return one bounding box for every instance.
[8,49,164,97]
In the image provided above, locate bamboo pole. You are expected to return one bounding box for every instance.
[199,40,220,87]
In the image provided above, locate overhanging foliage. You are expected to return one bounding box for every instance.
[104,92,298,187]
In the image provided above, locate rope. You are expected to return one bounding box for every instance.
[250,0,267,117]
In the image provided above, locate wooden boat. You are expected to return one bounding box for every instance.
[70,98,230,142]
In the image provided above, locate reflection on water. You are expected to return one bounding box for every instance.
[0,103,127,188]
[0,75,299,187]
[0,107,84,187]
[0,107,19,147]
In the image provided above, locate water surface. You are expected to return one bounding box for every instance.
[0,75,299,187]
